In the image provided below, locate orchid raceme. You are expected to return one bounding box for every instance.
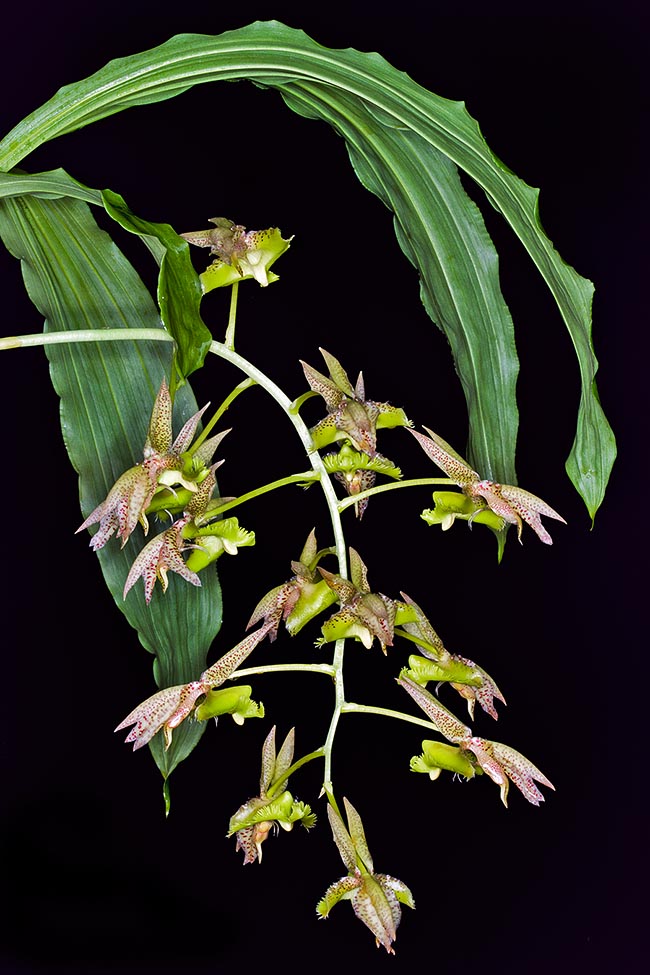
[398,675,554,805]
[317,798,415,954]
[116,622,273,751]
[181,218,292,290]
[409,426,566,544]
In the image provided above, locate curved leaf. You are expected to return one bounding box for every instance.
[0,185,223,776]
[101,188,212,383]
[0,21,614,513]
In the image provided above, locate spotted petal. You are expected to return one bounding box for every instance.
[123,518,200,604]
[115,681,205,751]
[409,426,479,486]
[398,674,471,743]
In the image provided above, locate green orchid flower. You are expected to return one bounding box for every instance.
[323,442,402,519]
[247,529,337,640]
[398,674,554,806]
[318,548,396,653]
[396,593,505,720]
[76,379,226,551]
[301,349,411,457]
[115,622,272,751]
[316,797,415,954]
[181,217,292,290]
[410,426,566,544]
[228,726,316,864]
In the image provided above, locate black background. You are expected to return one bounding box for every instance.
[0,3,644,973]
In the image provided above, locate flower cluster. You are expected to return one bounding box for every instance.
[396,592,505,720]
[246,529,337,640]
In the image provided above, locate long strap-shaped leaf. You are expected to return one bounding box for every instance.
[0,21,614,513]
[283,83,519,483]
[0,188,222,776]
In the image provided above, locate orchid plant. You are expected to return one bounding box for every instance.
[0,22,614,955]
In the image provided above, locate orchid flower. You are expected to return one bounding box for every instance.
[409,426,566,544]
[301,349,411,457]
[115,622,273,751]
[123,515,200,604]
[228,727,316,864]
[316,798,415,954]
[397,593,505,720]
[76,379,219,551]
[318,548,396,653]
[181,218,292,289]
[323,443,402,519]
[246,529,337,640]
[398,675,554,806]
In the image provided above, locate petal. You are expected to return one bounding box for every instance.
[352,876,397,953]
[114,685,186,750]
[343,798,373,873]
[300,360,345,411]
[378,874,416,911]
[316,875,360,918]
[409,427,479,486]
[319,349,356,399]
[491,740,555,805]
[145,379,173,455]
[171,402,209,455]
[398,674,471,743]
[348,548,370,594]
[200,622,274,687]
[327,805,358,872]
[335,399,378,456]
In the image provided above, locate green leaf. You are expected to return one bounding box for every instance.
[0,187,222,777]
[0,168,102,205]
[101,188,212,384]
[0,22,615,514]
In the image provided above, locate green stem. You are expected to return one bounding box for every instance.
[341,701,440,732]
[337,476,455,512]
[208,341,346,570]
[266,747,326,800]
[190,377,255,453]
[225,281,239,350]
[0,327,173,351]
[202,471,319,518]
[229,662,336,680]
[208,341,349,789]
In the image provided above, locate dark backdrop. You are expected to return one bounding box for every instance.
[1,4,644,973]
